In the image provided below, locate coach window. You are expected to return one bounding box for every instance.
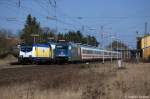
[96,51,99,54]
[89,50,91,54]
[90,50,92,54]
[82,50,84,53]
[109,52,111,55]
[99,51,101,54]
[86,50,88,54]
[85,50,87,54]
[83,50,85,54]
[87,50,89,54]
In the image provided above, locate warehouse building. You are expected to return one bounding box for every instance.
[137,35,150,60]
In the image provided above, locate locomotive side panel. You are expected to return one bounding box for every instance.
[35,46,51,58]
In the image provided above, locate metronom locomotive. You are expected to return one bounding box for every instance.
[18,42,55,64]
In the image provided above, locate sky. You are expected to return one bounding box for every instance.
[0,0,150,48]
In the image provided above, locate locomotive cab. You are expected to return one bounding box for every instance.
[18,44,33,64]
[55,42,70,62]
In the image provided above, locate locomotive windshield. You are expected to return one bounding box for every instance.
[56,42,69,49]
[20,46,33,52]
[56,45,68,49]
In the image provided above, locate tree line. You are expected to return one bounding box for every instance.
[20,14,99,46]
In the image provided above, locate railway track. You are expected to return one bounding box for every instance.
[0,60,118,70]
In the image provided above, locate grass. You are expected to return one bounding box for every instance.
[0,62,149,99]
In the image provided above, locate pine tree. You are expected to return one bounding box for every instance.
[20,14,41,44]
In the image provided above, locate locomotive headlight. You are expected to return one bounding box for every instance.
[68,46,71,50]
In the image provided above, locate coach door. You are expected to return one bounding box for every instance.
[77,46,81,60]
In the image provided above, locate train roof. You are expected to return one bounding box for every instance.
[32,44,50,47]
[79,45,120,53]
[47,41,56,45]
[56,41,70,46]
[20,42,56,46]
[54,42,120,53]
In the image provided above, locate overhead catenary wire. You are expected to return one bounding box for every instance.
[48,0,56,8]
[0,0,149,44]
[33,0,53,16]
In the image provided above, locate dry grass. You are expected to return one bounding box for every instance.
[0,62,149,99]
[107,63,150,99]
[0,84,81,99]
[0,54,17,69]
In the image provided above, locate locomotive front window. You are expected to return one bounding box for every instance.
[56,45,68,49]
[21,46,32,52]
